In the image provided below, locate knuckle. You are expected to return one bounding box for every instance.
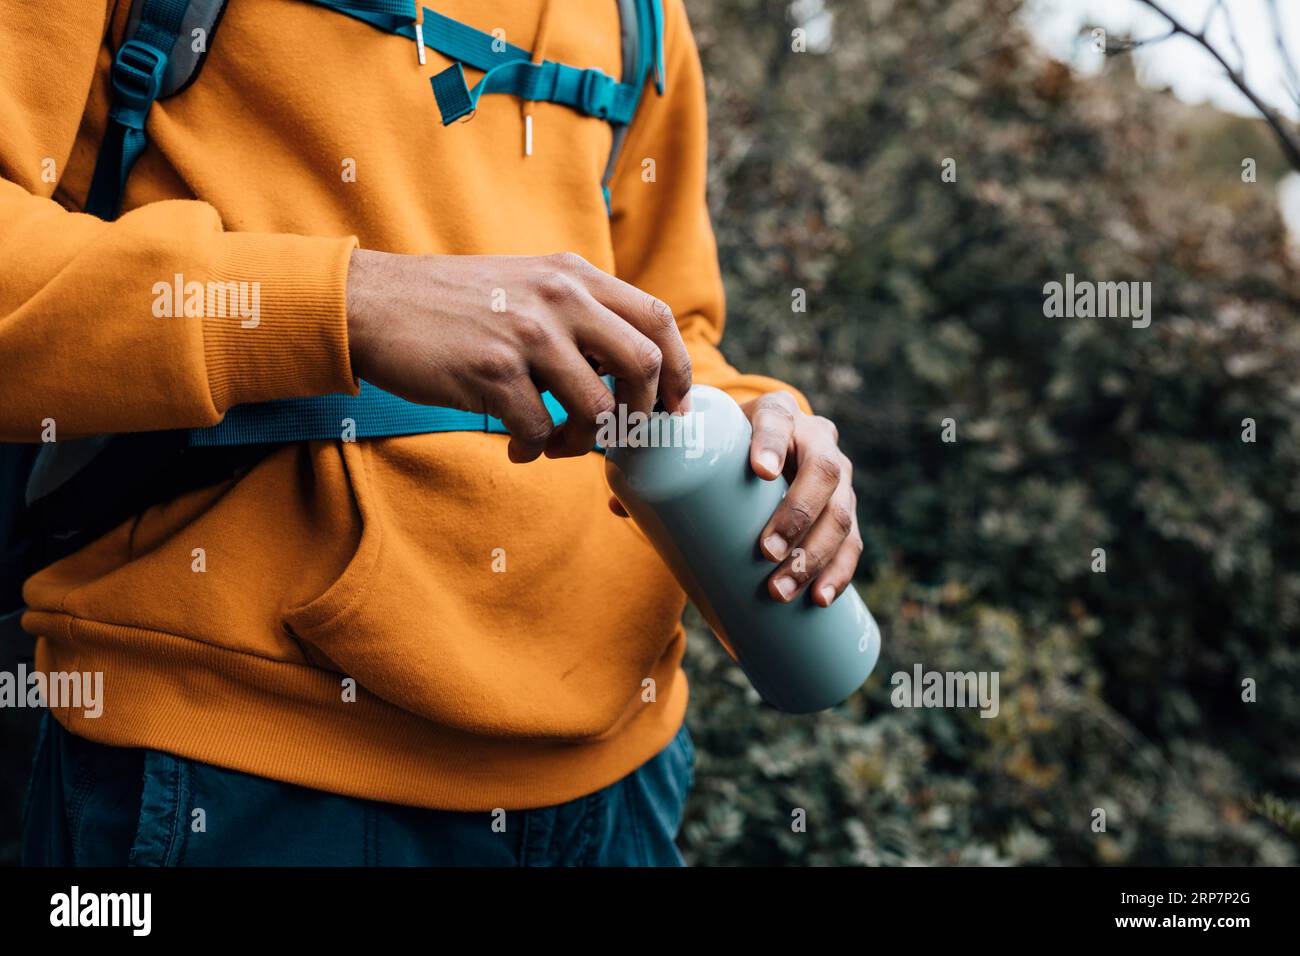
[781,500,816,536]
[828,503,855,536]
[759,395,797,425]
[644,295,675,331]
[478,348,523,383]
[811,452,843,484]
[535,270,582,304]
[547,251,589,273]
[814,415,839,443]
[789,547,823,581]
[513,315,553,348]
[766,390,799,412]
[587,386,618,421]
[634,341,664,379]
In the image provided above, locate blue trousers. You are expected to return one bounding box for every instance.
[22,715,695,866]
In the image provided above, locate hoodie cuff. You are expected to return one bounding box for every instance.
[202,232,360,412]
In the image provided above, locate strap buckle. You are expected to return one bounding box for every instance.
[579,69,616,120]
[110,39,168,122]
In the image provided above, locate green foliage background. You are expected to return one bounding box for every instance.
[679,0,1300,865]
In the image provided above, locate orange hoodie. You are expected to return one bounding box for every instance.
[0,0,806,809]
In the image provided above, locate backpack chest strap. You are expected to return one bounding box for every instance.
[311,1,658,126]
[431,58,634,125]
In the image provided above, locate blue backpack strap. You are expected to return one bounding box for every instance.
[426,0,664,128]
[318,1,533,69]
[305,0,661,128]
[431,59,635,125]
[649,0,665,93]
[600,0,663,211]
[417,7,532,68]
[303,0,664,210]
[84,0,193,220]
[316,0,414,30]
[188,380,574,446]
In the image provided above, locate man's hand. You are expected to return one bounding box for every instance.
[346,249,693,462]
[744,392,862,607]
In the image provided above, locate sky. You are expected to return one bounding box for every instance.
[1022,0,1300,119]
[1021,0,1300,237]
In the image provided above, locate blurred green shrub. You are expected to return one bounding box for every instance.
[681,0,1300,866]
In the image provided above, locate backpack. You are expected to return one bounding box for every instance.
[0,0,665,615]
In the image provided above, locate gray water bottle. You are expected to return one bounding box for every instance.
[604,385,881,713]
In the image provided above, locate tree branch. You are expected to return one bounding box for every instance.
[1128,0,1300,170]
[1265,0,1300,110]
[1103,28,1176,55]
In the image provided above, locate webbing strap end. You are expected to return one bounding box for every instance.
[430,62,474,124]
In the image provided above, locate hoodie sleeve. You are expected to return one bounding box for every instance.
[606,0,811,413]
[0,2,358,443]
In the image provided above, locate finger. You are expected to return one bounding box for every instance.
[768,471,855,602]
[569,297,661,421]
[759,438,843,564]
[489,377,557,463]
[810,499,863,607]
[529,347,617,459]
[576,263,693,413]
[748,392,798,481]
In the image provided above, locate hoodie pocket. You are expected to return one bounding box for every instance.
[280,441,383,669]
[275,433,676,738]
